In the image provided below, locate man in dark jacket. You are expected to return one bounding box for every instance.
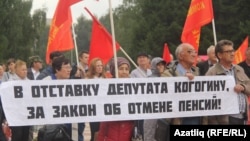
[27,56,43,80]
[196,45,217,75]
[36,51,63,80]
[238,47,250,78]
[206,39,250,124]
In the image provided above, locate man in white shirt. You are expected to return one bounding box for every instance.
[130,52,152,140]
[130,52,152,78]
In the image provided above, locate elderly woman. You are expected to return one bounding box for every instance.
[97,57,134,141]
[7,59,30,141]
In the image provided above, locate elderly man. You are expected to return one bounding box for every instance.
[130,52,152,78]
[196,45,217,75]
[130,52,152,139]
[27,55,43,80]
[161,43,206,125]
[206,39,250,124]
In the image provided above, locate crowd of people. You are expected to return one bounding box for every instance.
[0,39,250,141]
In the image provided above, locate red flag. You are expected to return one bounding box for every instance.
[181,0,214,51]
[234,36,249,64]
[234,36,249,124]
[46,0,81,64]
[162,43,172,63]
[85,7,120,65]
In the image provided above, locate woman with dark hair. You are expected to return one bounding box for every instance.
[43,56,73,139]
[1,58,16,82]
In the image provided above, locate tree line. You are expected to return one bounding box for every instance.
[0,0,249,64]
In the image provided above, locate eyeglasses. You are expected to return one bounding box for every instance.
[61,66,72,70]
[221,50,235,54]
[187,50,197,54]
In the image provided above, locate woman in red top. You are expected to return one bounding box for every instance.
[97,57,134,141]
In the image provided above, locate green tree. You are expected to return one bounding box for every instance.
[114,0,190,59]
[211,0,250,49]
[70,15,92,63]
[115,0,250,57]
[0,0,32,60]
[0,0,47,63]
[73,0,250,63]
[31,9,47,56]
[75,15,92,52]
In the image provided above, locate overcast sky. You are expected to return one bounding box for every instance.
[31,0,123,22]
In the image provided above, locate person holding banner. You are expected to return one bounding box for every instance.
[85,58,106,141]
[161,43,207,125]
[43,56,73,138]
[206,39,250,125]
[6,59,31,141]
[143,57,167,141]
[97,57,134,141]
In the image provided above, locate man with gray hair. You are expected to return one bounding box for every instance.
[196,45,218,75]
[161,43,207,125]
[206,39,250,124]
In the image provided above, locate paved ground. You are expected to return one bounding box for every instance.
[72,122,91,141]
[33,122,91,141]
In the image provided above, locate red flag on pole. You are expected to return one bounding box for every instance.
[181,0,214,52]
[84,7,120,65]
[46,0,81,64]
[234,36,249,64]
[162,43,172,63]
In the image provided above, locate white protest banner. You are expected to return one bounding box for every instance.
[0,76,239,126]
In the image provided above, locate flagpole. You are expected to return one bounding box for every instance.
[118,47,136,66]
[107,1,145,77]
[212,19,217,45]
[108,0,119,78]
[72,23,79,66]
[119,47,146,77]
